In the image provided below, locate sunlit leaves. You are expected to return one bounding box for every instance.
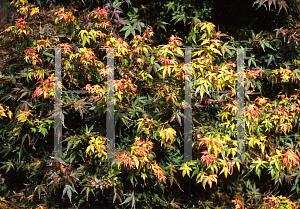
[16,110,31,123]
[272,67,296,82]
[179,163,192,178]
[282,149,300,172]
[159,125,176,147]
[151,162,167,184]
[196,22,216,39]
[219,159,234,179]
[36,38,52,52]
[194,78,213,102]
[262,195,297,209]
[77,47,96,65]
[117,151,139,170]
[202,174,218,189]
[201,150,216,167]
[30,6,39,16]
[197,135,225,156]
[130,137,154,166]
[251,158,268,179]
[0,104,12,119]
[88,7,108,21]
[55,7,77,25]
[86,136,107,159]
[24,48,42,66]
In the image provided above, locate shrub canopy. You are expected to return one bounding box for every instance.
[0,0,300,208]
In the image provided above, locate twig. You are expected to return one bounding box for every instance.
[0,31,18,40]
[30,14,39,31]
[37,14,55,22]
[238,166,255,184]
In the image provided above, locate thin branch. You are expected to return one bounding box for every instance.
[0,31,18,40]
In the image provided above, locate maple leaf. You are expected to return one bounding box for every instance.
[179,163,192,178]
[201,150,216,166]
[268,0,277,10]
[278,122,292,133]
[255,96,267,106]
[101,21,111,29]
[73,98,90,119]
[84,84,93,93]
[135,58,144,66]
[30,7,40,16]
[56,8,68,22]
[151,162,167,183]
[282,149,300,172]
[15,17,30,29]
[160,126,176,146]
[168,34,182,47]
[116,152,130,169]
[246,69,260,79]
[16,110,32,123]
[202,174,217,189]
[86,136,107,159]
[198,135,224,155]
[278,0,288,13]
[90,7,108,20]
[227,161,235,175]
[41,87,49,99]
[58,43,72,55]
[198,135,212,148]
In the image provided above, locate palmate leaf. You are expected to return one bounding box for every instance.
[251,158,268,179]
[209,46,222,56]
[73,98,90,119]
[175,47,184,57]
[81,186,95,201]
[64,135,82,152]
[160,126,176,146]
[277,0,288,13]
[165,1,175,13]
[34,184,46,199]
[62,185,77,203]
[221,42,233,57]
[260,39,275,51]
[191,11,201,26]
[202,174,218,189]
[162,65,171,81]
[170,111,184,126]
[172,14,186,25]
[121,20,145,38]
[198,22,216,38]
[267,0,277,10]
[115,112,131,127]
[247,54,257,68]
[293,69,300,81]
[122,25,132,38]
[154,20,169,32]
[38,125,48,137]
[253,0,274,10]
[179,163,192,178]
[121,191,136,209]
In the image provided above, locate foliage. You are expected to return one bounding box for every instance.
[0,0,300,208]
